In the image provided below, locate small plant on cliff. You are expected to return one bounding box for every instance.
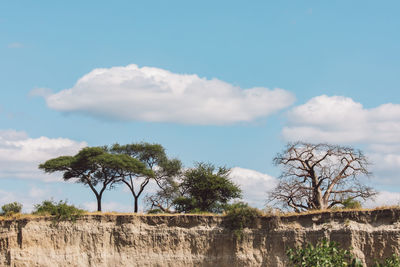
[374,254,400,267]
[341,198,362,209]
[286,239,363,267]
[1,202,22,216]
[224,202,261,241]
[32,200,85,221]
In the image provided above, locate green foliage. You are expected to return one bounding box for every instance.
[111,143,181,178]
[147,208,163,214]
[173,162,242,213]
[39,146,152,212]
[32,200,85,221]
[224,202,261,240]
[1,202,22,216]
[39,147,151,184]
[286,239,363,267]
[111,142,180,213]
[342,198,362,209]
[374,254,400,267]
[173,196,197,213]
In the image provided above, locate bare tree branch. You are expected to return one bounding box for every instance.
[268,142,376,212]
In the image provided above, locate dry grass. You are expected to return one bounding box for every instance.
[276,205,400,217]
[1,205,399,221]
[86,211,221,217]
[0,213,51,221]
[0,211,221,221]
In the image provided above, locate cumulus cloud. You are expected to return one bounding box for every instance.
[0,129,87,181]
[282,95,400,186]
[364,191,400,208]
[36,64,295,125]
[229,167,277,208]
[283,95,400,144]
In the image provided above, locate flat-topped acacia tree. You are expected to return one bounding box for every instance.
[39,147,153,212]
[110,143,181,213]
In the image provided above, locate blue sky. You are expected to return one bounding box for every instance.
[1,1,400,212]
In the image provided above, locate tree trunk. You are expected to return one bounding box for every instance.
[134,196,138,213]
[96,195,102,212]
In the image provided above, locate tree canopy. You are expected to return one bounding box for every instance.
[39,147,151,212]
[269,142,376,212]
[173,162,242,213]
[110,143,181,212]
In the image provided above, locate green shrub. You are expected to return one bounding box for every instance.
[32,200,85,221]
[286,239,363,267]
[224,202,261,240]
[147,208,163,214]
[374,254,400,267]
[342,198,362,209]
[1,202,22,216]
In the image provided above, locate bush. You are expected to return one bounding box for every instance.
[147,208,163,214]
[1,202,22,216]
[32,200,85,221]
[224,202,261,240]
[342,198,362,209]
[173,163,242,213]
[286,239,363,267]
[374,254,400,267]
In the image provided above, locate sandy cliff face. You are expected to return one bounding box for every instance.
[0,209,399,267]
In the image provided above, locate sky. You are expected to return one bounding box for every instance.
[1,1,400,212]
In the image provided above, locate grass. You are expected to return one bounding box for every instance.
[277,205,400,217]
[0,205,399,221]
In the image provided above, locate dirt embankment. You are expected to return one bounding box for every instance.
[0,209,399,266]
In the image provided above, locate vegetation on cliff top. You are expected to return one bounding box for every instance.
[37,141,376,215]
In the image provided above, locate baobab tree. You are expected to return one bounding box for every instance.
[268,142,376,212]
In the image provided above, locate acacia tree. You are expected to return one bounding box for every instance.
[110,143,181,213]
[269,142,376,212]
[39,147,150,212]
[173,162,242,213]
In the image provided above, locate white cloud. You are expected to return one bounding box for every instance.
[364,191,400,208]
[229,167,277,208]
[0,187,52,213]
[0,190,18,206]
[282,95,400,187]
[283,95,400,144]
[36,64,295,125]
[0,129,87,182]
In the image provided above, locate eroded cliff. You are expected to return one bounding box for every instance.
[0,209,399,267]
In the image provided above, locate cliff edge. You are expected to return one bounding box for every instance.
[0,208,399,267]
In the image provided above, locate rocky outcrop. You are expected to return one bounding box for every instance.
[0,209,399,266]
